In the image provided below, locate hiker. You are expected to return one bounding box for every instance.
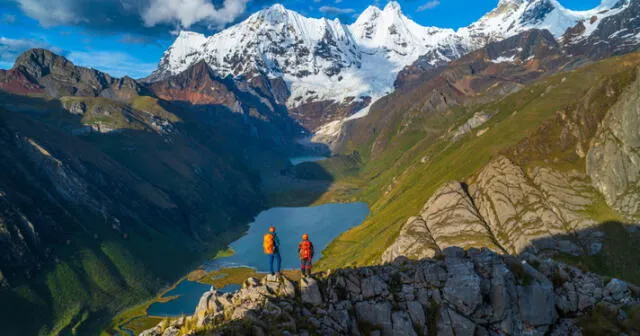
[298,233,314,277]
[263,226,281,275]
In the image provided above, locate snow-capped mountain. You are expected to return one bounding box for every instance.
[459,0,629,46]
[146,0,632,131]
[147,2,460,113]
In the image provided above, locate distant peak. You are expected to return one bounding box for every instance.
[266,3,287,13]
[177,30,204,36]
[359,5,382,17]
[176,30,206,40]
[383,1,402,13]
[496,0,527,8]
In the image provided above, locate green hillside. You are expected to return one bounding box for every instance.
[316,52,640,274]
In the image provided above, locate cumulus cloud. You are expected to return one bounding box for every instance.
[318,6,355,15]
[142,0,248,29]
[14,0,250,37]
[67,51,157,78]
[417,0,441,12]
[0,36,63,68]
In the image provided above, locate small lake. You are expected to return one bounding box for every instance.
[289,156,328,166]
[205,202,369,272]
[147,202,368,317]
[147,281,240,317]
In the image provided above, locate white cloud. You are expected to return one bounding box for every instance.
[417,0,441,12]
[15,0,249,33]
[67,51,157,78]
[142,0,248,29]
[319,6,356,15]
[17,0,83,27]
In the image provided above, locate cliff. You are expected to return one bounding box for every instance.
[140,248,640,335]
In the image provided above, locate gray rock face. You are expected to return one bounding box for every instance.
[382,181,499,263]
[355,301,393,335]
[391,311,417,336]
[301,277,323,306]
[141,250,639,336]
[386,156,602,263]
[443,257,482,315]
[450,110,495,141]
[603,278,631,302]
[587,68,640,219]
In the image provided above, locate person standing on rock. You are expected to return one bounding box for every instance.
[264,226,281,276]
[298,234,314,277]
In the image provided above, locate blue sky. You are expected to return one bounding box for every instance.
[0,0,604,78]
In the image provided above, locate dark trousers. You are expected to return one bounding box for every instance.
[268,252,281,274]
[300,258,312,271]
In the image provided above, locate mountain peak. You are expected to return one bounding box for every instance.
[260,3,294,18]
[383,1,402,13]
[14,48,72,79]
[265,3,287,13]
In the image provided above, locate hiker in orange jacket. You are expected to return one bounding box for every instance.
[298,234,314,277]
[264,226,281,275]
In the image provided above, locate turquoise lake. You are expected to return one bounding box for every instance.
[289,156,328,165]
[205,202,369,272]
[146,202,369,317]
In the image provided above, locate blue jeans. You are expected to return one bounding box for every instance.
[268,252,281,274]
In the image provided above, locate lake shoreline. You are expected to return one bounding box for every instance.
[113,201,369,335]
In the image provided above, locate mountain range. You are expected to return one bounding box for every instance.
[1,0,640,335]
[146,0,634,137]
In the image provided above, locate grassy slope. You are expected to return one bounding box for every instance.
[316,53,640,271]
[0,206,211,336]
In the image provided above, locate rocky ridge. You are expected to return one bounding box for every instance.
[140,248,640,336]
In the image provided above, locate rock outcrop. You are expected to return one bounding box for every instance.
[140,249,640,336]
[383,157,600,262]
[587,68,640,220]
[382,182,499,262]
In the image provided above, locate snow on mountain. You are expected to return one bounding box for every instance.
[147,2,462,113]
[458,0,630,46]
[147,0,632,130]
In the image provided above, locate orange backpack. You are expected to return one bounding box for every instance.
[299,241,312,259]
[263,233,275,254]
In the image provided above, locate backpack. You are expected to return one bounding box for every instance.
[263,233,275,254]
[299,241,312,259]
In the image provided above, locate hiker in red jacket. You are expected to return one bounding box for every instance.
[298,234,314,277]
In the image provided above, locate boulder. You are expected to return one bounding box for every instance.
[443,258,482,315]
[517,279,557,328]
[603,278,631,302]
[406,301,427,335]
[354,301,393,335]
[437,307,476,336]
[391,311,417,336]
[362,275,390,299]
[301,277,323,306]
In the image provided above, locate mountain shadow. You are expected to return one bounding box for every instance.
[0,87,335,335]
